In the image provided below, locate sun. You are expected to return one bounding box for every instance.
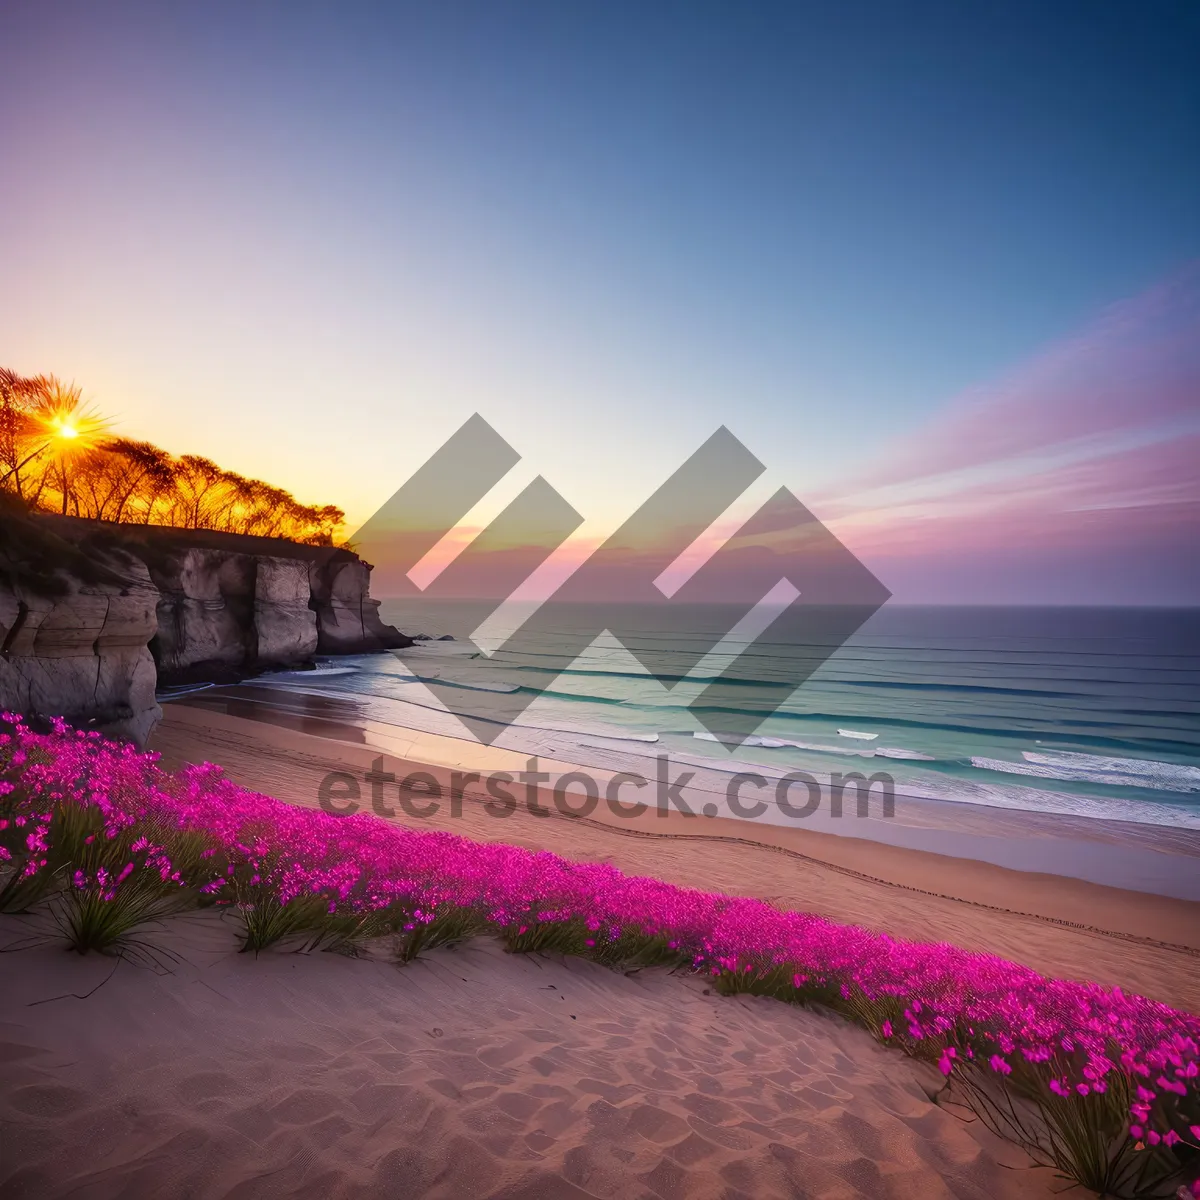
[35,393,109,453]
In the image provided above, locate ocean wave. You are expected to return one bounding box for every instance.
[514,724,661,744]
[493,660,1123,699]
[661,748,1200,829]
[691,731,934,760]
[837,678,1090,698]
[263,666,359,677]
[694,732,875,756]
[1022,750,1200,788]
[676,706,1199,751]
[378,658,1199,752]
[157,681,221,699]
[491,661,787,688]
[889,773,1200,829]
[971,755,1200,793]
[398,672,521,694]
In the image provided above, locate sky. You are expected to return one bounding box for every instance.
[1,0,1197,604]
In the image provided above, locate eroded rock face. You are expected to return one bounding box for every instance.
[309,556,407,655]
[0,515,410,740]
[0,557,162,744]
[148,548,402,682]
[150,549,255,676]
[255,557,319,665]
[149,550,319,679]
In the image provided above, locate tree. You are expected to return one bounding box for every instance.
[0,366,346,545]
[0,368,51,501]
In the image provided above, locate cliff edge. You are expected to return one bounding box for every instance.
[0,512,409,742]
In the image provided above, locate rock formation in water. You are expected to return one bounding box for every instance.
[309,554,402,655]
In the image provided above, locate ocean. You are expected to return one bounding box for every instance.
[188,603,1200,833]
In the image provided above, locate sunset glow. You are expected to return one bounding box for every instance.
[2,4,1196,604]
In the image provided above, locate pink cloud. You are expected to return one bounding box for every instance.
[360,269,1199,607]
[806,266,1200,603]
[830,264,1200,498]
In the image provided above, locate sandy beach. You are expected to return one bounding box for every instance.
[1,912,1066,1200]
[2,701,1197,1199]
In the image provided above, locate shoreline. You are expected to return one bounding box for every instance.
[164,684,1200,859]
[150,702,1200,1013]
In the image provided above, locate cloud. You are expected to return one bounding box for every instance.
[357,268,1200,606]
[814,265,1200,603]
[829,264,1200,498]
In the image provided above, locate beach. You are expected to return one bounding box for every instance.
[152,701,1200,1012]
[2,700,1198,1199]
[2,914,1062,1200]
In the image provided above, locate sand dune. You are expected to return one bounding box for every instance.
[0,913,1062,1200]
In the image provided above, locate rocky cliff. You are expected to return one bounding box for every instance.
[148,548,318,681]
[144,535,408,682]
[0,512,409,742]
[0,517,162,743]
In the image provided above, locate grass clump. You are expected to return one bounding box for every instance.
[40,804,200,957]
[395,905,490,963]
[234,890,340,954]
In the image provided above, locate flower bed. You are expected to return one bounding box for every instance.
[1,715,1198,1198]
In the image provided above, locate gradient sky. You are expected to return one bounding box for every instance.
[2,1,1197,603]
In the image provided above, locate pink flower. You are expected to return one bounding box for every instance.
[4,715,1200,1140]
